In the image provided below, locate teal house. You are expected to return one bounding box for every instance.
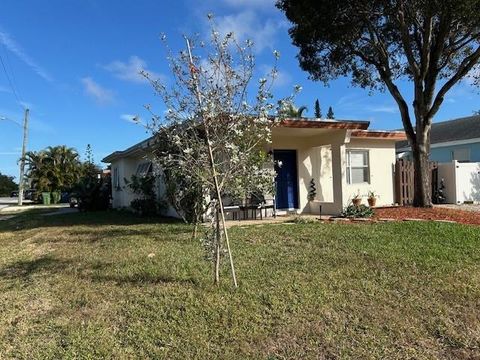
[396,115,480,162]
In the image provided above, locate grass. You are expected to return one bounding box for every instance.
[1,210,480,359]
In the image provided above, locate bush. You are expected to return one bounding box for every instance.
[341,204,374,218]
[127,174,167,217]
[73,174,111,211]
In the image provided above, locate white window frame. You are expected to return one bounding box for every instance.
[346,150,370,184]
[113,167,121,190]
[136,162,152,177]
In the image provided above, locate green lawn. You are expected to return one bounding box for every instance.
[1,211,480,359]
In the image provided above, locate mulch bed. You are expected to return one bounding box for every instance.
[372,206,480,226]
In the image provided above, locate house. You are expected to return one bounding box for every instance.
[396,115,480,162]
[102,118,406,216]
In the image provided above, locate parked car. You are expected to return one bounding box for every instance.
[10,190,18,197]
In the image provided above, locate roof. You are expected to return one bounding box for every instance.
[280,118,370,130]
[351,130,407,140]
[396,115,480,150]
[102,118,403,163]
[102,136,155,163]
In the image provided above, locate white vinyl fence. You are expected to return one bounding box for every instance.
[437,161,480,204]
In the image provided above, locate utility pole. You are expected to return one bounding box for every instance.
[18,108,29,206]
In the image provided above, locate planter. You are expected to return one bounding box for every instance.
[51,191,61,204]
[42,192,51,205]
[352,198,362,207]
[368,197,377,207]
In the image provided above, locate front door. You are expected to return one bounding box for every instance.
[274,150,299,209]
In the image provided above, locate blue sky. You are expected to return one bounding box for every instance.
[1,0,479,179]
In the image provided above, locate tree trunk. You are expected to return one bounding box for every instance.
[214,207,221,284]
[412,142,432,207]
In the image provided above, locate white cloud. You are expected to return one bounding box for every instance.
[214,11,286,53]
[259,64,291,88]
[81,77,114,104]
[366,104,398,114]
[102,56,163,84]
[0,30,53,82]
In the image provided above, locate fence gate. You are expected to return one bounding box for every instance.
[394,159,437,205]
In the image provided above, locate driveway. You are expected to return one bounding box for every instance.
[0,197,34,212]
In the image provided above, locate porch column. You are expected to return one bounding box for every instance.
[331,143,347,213]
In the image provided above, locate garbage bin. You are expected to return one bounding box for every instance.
[42,192,51,205]
[51,191,61,204]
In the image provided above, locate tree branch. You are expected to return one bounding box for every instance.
[428,46,480,119]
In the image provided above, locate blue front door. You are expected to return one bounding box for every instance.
[274,150,299,209]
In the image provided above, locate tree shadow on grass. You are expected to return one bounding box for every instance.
[0,255,72,280]
[85,271,199,287]
[0,210,189,233]
[65,226,193,243]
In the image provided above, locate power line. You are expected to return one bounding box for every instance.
[1,41,23,105]
[0,44,24,109]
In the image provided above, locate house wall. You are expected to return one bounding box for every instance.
[272,132,343,214]
[110,157,142,208]
[398,142,480,162]
[345,139,396,207]
[272,132,397,214]
[110,156,180,217]
[430,142,480,162]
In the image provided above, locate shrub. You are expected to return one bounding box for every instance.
[341,204,374,218]
[127,174,167,217]
[73,174,111,211]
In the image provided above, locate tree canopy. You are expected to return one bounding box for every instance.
[0,172,17,196]
[277,0,480,206]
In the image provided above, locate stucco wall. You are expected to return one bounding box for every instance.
[110,157,141,208]
[345,138,396,207]
[110,157,180,217]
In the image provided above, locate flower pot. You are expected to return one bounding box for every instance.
[368,197,377,207]
[42,192,51,205]
[352,198,362,207]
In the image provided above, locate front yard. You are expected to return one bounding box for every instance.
[1,211,480,359]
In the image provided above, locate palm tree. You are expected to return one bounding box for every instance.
[279,102,308,118]
[24,146,82,193]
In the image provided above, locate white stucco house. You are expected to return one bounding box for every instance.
[102,118,406,217]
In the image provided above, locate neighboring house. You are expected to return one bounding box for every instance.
[102,118,406,216]
[396,115,480,162]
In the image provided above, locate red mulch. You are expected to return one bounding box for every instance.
[372,206,480,226]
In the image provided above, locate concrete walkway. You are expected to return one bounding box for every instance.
[437,204,480,213]
[0,203,69,214]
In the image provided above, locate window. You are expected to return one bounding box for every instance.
[346,150,370,184]
[113,167,120,190]
[452,148,470,162]
[136,162,152,177]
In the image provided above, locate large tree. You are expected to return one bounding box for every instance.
[277,0,480,206]
[0,172,17,196]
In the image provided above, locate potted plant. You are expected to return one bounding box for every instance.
[352,192,362,207]
[367,190,377,207]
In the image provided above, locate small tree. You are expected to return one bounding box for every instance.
[142,16,296,286]
[326,106,335,119]
[314,99,322,118]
